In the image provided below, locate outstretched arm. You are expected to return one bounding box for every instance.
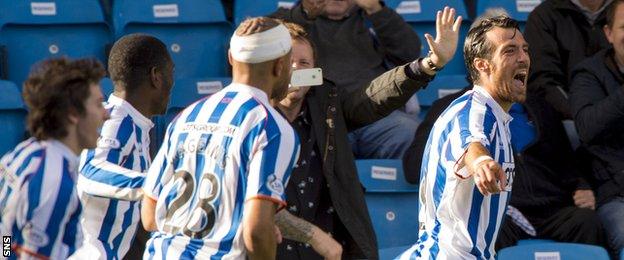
[275,210,342,260]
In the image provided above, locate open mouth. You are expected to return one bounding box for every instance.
[513,72,527,87]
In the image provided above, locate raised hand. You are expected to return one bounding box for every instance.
[425,6,462,68]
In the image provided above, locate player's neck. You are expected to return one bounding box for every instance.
[58,131,81,156]
[478,83,513,112]
[112,90,154,118]
[232,73,275,100]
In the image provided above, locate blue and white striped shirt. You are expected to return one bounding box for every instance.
[0,139,82,259]
[142,83,300,259]
[74,94,154,259]
[400,86,515,260]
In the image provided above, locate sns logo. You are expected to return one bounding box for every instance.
[3,236,11,257]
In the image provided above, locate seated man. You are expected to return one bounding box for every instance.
[570,0,624,256]
[271,8,461,259]
[272,0,422,159]
[524,0,612,118]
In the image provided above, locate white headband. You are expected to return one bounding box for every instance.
[230,24,292,64]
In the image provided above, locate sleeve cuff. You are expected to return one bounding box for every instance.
[405,59,435,84]
[245,195,287,212]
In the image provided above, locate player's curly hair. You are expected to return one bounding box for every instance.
[22,57,105,140]
[282,21,317,63]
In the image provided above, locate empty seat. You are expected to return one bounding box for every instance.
[384,0,470,75]
[476,0,543,30]
[150,77,232,154]
[497,242,610,260]
[355,159,419,250]
[417,74,469,107]
[234,0,296,25]
[0,80,27,156]
[100,77,114,99]
[0,0,112,87]
[113,0,233,79]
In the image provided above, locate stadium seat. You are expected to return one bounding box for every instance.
[355,159,420,250]
[417,74,469,107]
[620,249,623,260]
[0,0,112,86]
[476,0,543,30]
[517,239,556,245]
[113,0,233,79]
[380,245,411,260]
[234,0,296,25]
[100,77,114,99]
[150,77,232,154]
[384,0,470,75]
[496,242,610,260]
[0,80,27,156]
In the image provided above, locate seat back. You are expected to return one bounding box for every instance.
[113,0,233,79]
[476,0,543,31]
[0,0,112,86]
[384,0,470,75]
[417,74,469,107]
[234,0,297,25]
[355,159,419,249]
[0,80,27,156]
[496,242,610,260]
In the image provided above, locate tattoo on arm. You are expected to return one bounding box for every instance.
[275,210,315,243]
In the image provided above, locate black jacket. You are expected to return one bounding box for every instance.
[299,63,433,259]
[570,48,624,206]
[524,0,610,118]
[403,89,590,221]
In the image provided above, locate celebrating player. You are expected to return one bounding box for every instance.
[400,15,529,259]
[0,57,109,259]
[71,34,174,259]
[141,17,300,259]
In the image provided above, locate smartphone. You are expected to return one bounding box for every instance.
[290,68,323,88]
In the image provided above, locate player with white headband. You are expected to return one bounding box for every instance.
[141,17,300,259]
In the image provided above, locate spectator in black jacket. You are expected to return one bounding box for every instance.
[524,0,612,119]
[569,0,624,256]
[272,0,422,159]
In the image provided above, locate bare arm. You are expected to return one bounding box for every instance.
[141,195,157,232]
[243,199,278,260]
[275,210,342,259]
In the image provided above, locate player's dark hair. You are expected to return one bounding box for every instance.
[606,0,624,28]
[23,57,105,140]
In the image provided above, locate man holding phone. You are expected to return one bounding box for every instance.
[272,8,461,259]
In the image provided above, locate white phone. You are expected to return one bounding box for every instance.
[290,68,323,88]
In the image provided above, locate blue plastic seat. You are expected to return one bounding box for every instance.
[150,77,232,153]
[0,80,27,156]
[100,77,114,99]
[384,0,470,75]
[355,159,420,250]
[113,0,233,79]
[234,0,297,25]
[496,242,610,260]
[516,239,556,245]
[476,0,543,31]
[417,74,468,107]
[0,0,112,87]
[380,245,412,260]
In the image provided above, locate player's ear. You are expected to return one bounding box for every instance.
[474,58,491,76]
[150,66,162,90]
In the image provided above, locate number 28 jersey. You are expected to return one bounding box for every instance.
[142,83,300,259]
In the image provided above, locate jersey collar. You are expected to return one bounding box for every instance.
[472,85,513,123]
[107,94,155,130]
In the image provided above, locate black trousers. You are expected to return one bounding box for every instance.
[496,206,607,250]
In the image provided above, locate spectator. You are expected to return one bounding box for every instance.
[272,0,422,159]
[569,0,624,256]
[272,8,461,259]
[524,0,613,119]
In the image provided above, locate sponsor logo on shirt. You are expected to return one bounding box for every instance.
[266,174,284,194]
[97,136,121,149]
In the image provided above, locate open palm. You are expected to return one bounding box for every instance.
[425,6,462,67]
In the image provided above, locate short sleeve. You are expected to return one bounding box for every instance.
[143,123,175,200]
[457,102,497,151]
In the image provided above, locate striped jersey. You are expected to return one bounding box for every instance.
[400,86,515,260]
[0,138,82,259]
[142,83,300,259]
[73,94,154,259]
